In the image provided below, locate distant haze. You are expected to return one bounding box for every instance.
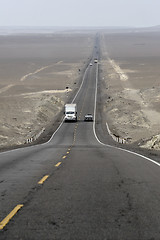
[0,0,160,27]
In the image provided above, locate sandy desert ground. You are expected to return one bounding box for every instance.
[0,32,94,150]
[100,31,160,150]
[1,29,160,152]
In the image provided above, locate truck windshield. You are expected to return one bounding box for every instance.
[66,111,74,114]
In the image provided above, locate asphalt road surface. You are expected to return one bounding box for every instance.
[0,40,160,240]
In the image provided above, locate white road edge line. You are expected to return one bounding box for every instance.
[46,63,89,144]
[93,63,160,167]
[72,66,89,104]
[0,63,90,154]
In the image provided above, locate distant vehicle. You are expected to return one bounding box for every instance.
[64,104,77,122]
[94,59,98,63]
[90,63,93,66]
[84,114,93,121]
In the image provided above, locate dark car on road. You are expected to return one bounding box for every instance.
[84,114,93,121]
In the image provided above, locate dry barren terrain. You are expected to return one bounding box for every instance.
[0,33,94,149]
[100,31,160,149]
[1,30,160,151]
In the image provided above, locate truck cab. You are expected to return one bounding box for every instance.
[64,104,77,122]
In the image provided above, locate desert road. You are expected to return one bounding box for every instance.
[0,43,160,240]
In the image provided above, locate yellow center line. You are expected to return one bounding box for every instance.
[66,152,70,154]
[55,162,62,167]
[38,175,49,184]
[0,204,23,230]
[62,156,66,159]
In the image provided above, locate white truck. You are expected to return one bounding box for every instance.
[64,104,77,122]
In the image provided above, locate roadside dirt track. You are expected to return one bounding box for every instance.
[0,33,94,149]
[1,30,160,152]
[100,31,160,150]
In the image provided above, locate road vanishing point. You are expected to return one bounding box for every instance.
[0,36,160,240]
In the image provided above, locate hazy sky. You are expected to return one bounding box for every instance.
[0,0,159,27]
